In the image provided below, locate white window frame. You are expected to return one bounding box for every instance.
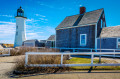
[117,38,120,49]
[80,34,87,46]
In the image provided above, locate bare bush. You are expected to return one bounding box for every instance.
[14,55,70,74]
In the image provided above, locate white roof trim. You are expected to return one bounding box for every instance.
[56,23,96,30]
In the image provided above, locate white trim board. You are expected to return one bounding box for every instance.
[56,23,96,30]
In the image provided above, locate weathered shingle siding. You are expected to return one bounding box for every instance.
[97,38,117,49]
[46,41,55,48]
[97,11,106,37]
[56,25,95,48]
[56,29,70,47]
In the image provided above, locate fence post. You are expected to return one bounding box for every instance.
[99,55,101,63]
[61,54,63,65]
[99,49,101,63]
[25,53,28,67]
[114,49,115,59]
[37,48,38,52]
[73,49,75,52]
[8,49,10,55]
[91,49,92,52]
[60,48,61,52]
[91,53,94,64]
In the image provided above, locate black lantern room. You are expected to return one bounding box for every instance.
[17,6,24,17]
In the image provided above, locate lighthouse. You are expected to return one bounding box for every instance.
[14,6,27,47]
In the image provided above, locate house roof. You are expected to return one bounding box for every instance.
[100,26,120,38]
[39,40,46,43]
[23,39,38,42]
[56,8,103,29]
[47,35,55,41]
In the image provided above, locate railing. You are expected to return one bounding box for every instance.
[57,48,120,52]
[25,52,120,67]
[0,48,12,56]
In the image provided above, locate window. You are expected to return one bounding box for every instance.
[103,14,105,18]
[80,34,87,46]
[16,26,18,29]
[103,22,105,28]
[16,32,18,35]
[117,38,120,48]
[101,19,103,28]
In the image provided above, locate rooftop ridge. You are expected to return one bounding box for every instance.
[66,8,103,17]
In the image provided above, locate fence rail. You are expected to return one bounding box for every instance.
[25,52,120,67]
[0,48,12,56]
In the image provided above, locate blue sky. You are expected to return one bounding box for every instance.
[0,0,120,44]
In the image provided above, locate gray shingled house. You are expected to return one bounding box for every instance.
[56,7,106,49]
[45,35,55,48]
[23,39,46,47]
[97,26,120,49]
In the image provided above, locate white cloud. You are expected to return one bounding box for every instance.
[39,3,54,9]
[39,18,48,21]
[26,32,46,40]
[79,5,82,7]
[35,14,46,17]
[0,15,13,18]
[26,19,34,22]
[0,21,55,43]
[26,18,41,23]
[0,21,15,25]
[0,21,16,44]
[44,26,55,34]
[27,33,37,36]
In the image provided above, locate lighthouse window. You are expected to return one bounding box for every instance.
[16,32,18,35]
[17,26,18,29]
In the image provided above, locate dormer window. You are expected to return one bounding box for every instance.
[103,14,105,18]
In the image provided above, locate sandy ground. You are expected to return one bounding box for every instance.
[0,55,120,79]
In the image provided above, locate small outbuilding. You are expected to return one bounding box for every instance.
[97,26,120,49]
[23,39,40,47]
[45,35,55,48]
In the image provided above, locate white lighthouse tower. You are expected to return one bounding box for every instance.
[14,6,27,47]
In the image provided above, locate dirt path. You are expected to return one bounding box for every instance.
[0,56,120,79]
[0,55,24,79]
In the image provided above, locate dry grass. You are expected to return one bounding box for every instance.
[2,44,14,48]
[12,47,70,74]
[14,55,70,74]
[0,49,9,55]
[10,47,59,56]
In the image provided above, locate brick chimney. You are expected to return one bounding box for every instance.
[80,7,86,14]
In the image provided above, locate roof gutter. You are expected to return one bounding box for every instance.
[56,23,97,30]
